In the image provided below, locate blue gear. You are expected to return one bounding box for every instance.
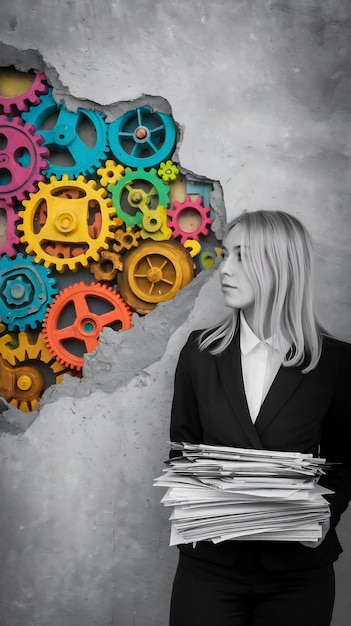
[108,105,176,168]
[22,89,109,180]
[0,253,58,330]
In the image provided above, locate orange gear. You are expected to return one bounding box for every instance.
[112,226,141,254]
[42,282,133,370]
[0,354,44,412]
[0,331,80,411]
[117,239,195,315]
[90,250,123,281]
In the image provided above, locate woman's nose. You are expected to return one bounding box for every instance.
[220,258,232,276]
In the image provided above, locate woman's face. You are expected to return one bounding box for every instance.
[219,224,255,321]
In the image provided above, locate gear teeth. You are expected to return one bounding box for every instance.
[0,69,49,115]
[168,195,213,244]
[42,281,133,370]
[23,93,110,180]
[0,116,49,203]
[0,200,20,256]
[97,160,125,187]
[109,166,170,228]
[17,175,118,272]
[0,254,57,330]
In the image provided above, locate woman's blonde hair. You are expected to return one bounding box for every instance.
[199,210,323,373]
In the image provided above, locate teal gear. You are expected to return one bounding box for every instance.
[0,253,58,330]
[22,89,109,180]
[108,105,176,168]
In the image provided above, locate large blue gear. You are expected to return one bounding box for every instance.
[22,89,109,180]
[0,253,58,330]
[108,105,177,168]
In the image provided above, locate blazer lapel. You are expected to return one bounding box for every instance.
[216,333,264,449]
[255,364,305,435]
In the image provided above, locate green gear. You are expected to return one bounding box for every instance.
[108,167,170,228]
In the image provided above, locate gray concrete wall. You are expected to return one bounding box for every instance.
[0,1,350,625]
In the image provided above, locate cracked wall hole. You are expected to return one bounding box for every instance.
[0,63,226,419]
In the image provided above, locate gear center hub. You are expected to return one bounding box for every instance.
[53,124,76,146]
[79,317,98,336]
[10,283,26,299]
[134,126,149,141]
[0,153,9,165]
[55,210,78,234]
[16,375,33,391]
[147,266,162,283]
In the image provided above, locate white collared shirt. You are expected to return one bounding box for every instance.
[240,312,290,423]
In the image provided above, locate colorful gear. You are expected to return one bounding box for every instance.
[0,331,79,412]
[183,239,201,258]
[108,166,170,228]
[18,174,117,272]
[42,281,133,370]
[90,250,123,281]
[0,68,49,116]
[157,160,179,183]
[108,105,177,168]
[22,89,109,179]
[167,195,213,244]
[0,199,20,256]
[0,353,45,412]
[0,252,58,330]
[97,159,125,187]
[0,115,49,203]
[112,226,141,254]
[140,206,172,241]
[117,239,195,315]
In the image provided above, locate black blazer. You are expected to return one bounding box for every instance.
[170,329,351,571]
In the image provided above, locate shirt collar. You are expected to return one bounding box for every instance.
[239,311,290,356]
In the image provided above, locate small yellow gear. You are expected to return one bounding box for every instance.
[18,174,118,272]
[97,159,125,187]
[0,331,79,411]
[140,206,173,241]
[112,226,141,254]
[90,250,123,281]
[183,239,201,257]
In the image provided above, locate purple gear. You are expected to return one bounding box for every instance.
[0,115,49,203]
[0,70,49,116]
[0,200,20,257]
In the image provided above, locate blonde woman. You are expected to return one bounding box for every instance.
[169,210,351,626]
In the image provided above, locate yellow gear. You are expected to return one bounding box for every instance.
[183,239,201,257]
[90,250,123,281]
[18,174,118,272]
[97,159,125,187]
[0,331,79,411]
[140,206,173,241]
[112,226,141,253]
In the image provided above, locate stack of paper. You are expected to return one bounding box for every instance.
[154,442,333,546]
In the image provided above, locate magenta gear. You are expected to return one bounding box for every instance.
[0,70,49,116]
[0,115,49,203]
[167,195,213,244]
[0,200,20,256]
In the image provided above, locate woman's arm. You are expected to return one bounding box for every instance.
[170,333,203,456]
[319,342,351,529]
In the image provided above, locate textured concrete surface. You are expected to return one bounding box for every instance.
[0,1,350,625]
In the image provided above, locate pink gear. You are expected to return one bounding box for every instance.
[0,199,20,256]
[0,70,49,116]
[167,195,213,244]
[0,115,49,203]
